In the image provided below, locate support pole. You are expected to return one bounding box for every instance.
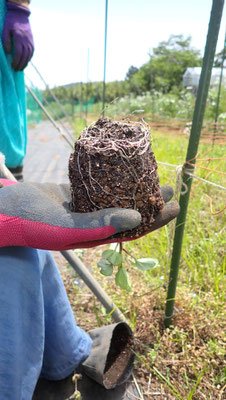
[85,48,90,125]
[164,0,225,328]
[214,29,226,137]
[102,0,108,117]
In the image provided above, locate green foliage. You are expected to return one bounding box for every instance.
[36,34,225,131]
[115,267,132,291]
[42,80,130,114]
[97,259,113,276]
[205,86,226,121]
[105,90,195,120]
[104,80,130,103]
[125,130,225,302]
[135,258,159,271]
[125,65,139,81]
[98,246,159,291]
[65,122,224,398]
[73,117,87,139]
[40,34,203,115]
[127,35,202,93]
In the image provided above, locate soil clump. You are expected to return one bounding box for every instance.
[68,118,164,238]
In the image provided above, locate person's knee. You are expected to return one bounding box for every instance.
[0,246,42,293]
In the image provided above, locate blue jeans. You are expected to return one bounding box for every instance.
[0,247,92,400]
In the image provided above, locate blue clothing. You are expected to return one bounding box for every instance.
[0,247,92,400]
[0,0,27,168]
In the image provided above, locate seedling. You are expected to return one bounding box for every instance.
[97,243,159,291]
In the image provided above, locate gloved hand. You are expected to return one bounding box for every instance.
[0,179,179,251]
[2,1,34,71]
[0,179,141,250]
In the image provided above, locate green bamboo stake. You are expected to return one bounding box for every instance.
[85,48,90,125]
[164,0,225,328]
[213,29,226,139]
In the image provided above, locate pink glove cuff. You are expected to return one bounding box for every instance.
[0,214,116,250]
[0,179,142,250]
[0,179,117,250]
[0,179,18,187]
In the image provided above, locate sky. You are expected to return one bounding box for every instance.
[25,0,226,89]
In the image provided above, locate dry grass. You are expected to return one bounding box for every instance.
[59,245,225,400]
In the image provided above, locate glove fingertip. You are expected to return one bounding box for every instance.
[150,201,180,233]
[160,185,174,203]
[111,209,141,234]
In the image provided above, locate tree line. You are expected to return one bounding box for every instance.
[42,34,224,107]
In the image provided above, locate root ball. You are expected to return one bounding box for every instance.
[68,118,164,238]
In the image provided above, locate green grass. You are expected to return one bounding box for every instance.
[108,128,225,398]
[125,130,225,305]
[70,119,225,309]
[66,119,225,399]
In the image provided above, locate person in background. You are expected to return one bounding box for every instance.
[0,0,34,181]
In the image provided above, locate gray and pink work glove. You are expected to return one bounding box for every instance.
[2,1,34,70]
[0,179,179,251]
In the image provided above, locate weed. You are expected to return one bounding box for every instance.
[61,125,225,399]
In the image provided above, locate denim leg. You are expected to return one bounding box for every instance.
[0,247,45,400]
[0,247,92,400]
[40,250,92,380]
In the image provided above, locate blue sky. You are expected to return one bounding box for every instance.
[25,0,226,88]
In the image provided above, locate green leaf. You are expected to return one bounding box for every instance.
[149,349,157,362]
[102,250,115,260]
[115,267,132,291]
[97,260,113,276]
[135,258,159,271]
[109,251,122,266]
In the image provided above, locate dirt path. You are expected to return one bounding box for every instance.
[24,121,72,184]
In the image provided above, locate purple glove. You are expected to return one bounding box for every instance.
[2,2,34,71]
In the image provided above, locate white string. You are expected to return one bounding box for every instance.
[157,161,226,191]
[185,171,226,191]
[158,161,180,169]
